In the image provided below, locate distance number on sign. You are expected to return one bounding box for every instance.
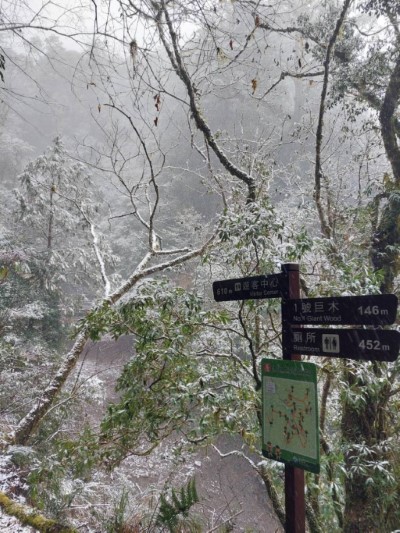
[359,339,390,352]
[357,305,389,317]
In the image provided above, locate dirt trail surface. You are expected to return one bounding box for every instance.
[194,440,282,532]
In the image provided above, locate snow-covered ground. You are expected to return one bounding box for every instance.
[0,510,36,532]
[0,452,37,532]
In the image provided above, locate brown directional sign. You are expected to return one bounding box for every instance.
[282,327,400,362]
[213,273,286,302]
[282,294,398,326]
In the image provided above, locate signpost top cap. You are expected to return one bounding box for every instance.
[281,263,299,272]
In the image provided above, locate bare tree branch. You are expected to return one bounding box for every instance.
[314,0,353,239]
[157,1,257,202]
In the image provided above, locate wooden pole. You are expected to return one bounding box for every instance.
[281,263,305,533]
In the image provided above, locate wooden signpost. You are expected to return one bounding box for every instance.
[213,263,400,533]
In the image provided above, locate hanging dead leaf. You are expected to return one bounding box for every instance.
[217,47,227,62]
[0,266,8,281]
[130,40,138,64]
[255,15,260,27]
[229,39,233,50]
[251,78,257,94]
[154,116,158,127]
[98,104,101,113]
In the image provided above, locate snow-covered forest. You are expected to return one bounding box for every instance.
[0,0,399,531]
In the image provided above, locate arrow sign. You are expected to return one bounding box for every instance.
[213,273,286,302]
[282,327,400,362]
[282,294,398,326]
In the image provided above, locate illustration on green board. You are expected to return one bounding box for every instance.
[262,359,320,473]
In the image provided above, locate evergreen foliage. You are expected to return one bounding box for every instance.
[156,478,200,532]
[0,0,399,531]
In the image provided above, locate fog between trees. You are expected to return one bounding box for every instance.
[0,1,400,531]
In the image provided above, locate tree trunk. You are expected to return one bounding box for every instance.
[10,242,212,445]
[12,332,88,445]
[47,183,55,250]
[342,33,400,533]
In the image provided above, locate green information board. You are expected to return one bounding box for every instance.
[261,358,320,473]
